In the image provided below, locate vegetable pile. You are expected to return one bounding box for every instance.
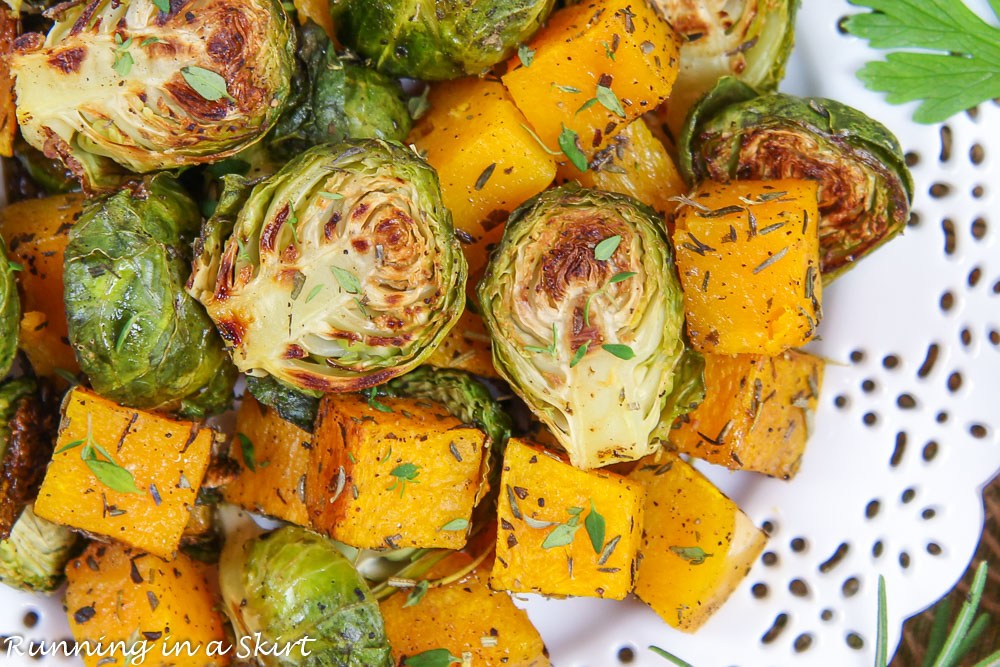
[0,0,915,664]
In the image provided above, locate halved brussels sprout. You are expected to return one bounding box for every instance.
[477,184,692,470]
[188,140,467,393]
[0,377,58,539]
[268,22,412,158]
[0,505,78,592]
[11,0,295,191]
[0,236,18,378]
[330,0,556,80]
[679,77,914,278]
[64,175,236,417]
[220,524,393,667]
[244,374,320,432]
[657,0,798,134]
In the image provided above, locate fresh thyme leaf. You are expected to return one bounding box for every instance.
[601,40,616,60]
[596,85,625,117]
[519,123,561,156]
[475,163,497,191]
[608,271,636,283]
[236,236,252,263]
[518,44,535,67]
[319,191,344,200]
[844,0,1000,123]
[585,501,605,554]
[54,439,86,455]
[387,462,421,497]
[570,341,589,368]
[576,97,599,115]
[649,645,695,667]
[331,266,362,294]
[152,0,169,12]
[558,124,588,171]
[602,343,634,360]
[553,83,582,93]
[541,521,580,549]
[594,235,621,260]
[113,50,134,77]
[140,37,162,47]
[404,648,461,667]
[403,580,429,607]
[439,518,470,532]
[524,323,558,358]
[876,574,888,667]
[237,433,256,472]
[408,86,431,120]
[85,459,143,494]
[6,261,22,273]
[180,66,234,102]
[305,284,324,303]
[669,545,712,565]
[364,387,393,413]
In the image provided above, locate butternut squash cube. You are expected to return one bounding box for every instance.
[426,309,500,380]
[491,438,644,600]
[0,194,83,377]
[306,395,487,549]
[502,0,679,168]
[674,179,822,355]
[630,451,767,632]
[408,77,557,276]
[382,552,551,666]
[559,117,686,215]
[34,387,217,558]
[666,351,824,479]
[65,541,229,667]
[222,395,311,526]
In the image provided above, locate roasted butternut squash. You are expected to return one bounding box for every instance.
[674,179,822,354]
[306,395,487,549]
[502,0,679,169]
[222,394,312,526]
[409,77,557,277]
[558,117,685,215]
[630,451,767,632]
[491,438,644,600]
[665,351,824,479]
[0,7,16,158]
[426,309,500,380]
[0,194,83,377]
[65,541,230,667]
[382,552,551,667]
[293,0,334,39]
[34,387,218,558]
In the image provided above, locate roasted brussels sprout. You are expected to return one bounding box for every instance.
[269,22,412,157]
[244,374,320,432]
[0,236,18,378]
[0,377,58,539]
[64,175,236,417]
[478,184,693,470]
[188,140,467,393]
[381,366,512,453]
[220,524,393,667]
[330,0,556,80]
[0,505,77,592]
[657,0,799,133]
[679,77,914,278]
[10,0,295,191]
[10,136,79,196]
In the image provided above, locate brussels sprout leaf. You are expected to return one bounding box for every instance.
[238,433,256,472]
[669,546,712,565]
[180,66,235,103]
[404,649,461,667]
[602,343,635,360]
[558,124,588,171]
[570,341,589,368]
[518,44,535,67]
[585,501,605,554]
[596,85,625,118]
[649,645,695,666]
[152,0,169,12]
[439,518,469,532]
[594,235,621,260]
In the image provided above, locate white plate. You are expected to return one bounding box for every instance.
[2,1,999,665]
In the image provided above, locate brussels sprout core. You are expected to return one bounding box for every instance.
[0,505,78,592]
[189,140,466,393]
[478,184,689,470]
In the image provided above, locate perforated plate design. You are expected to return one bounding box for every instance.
[2,1,999,665]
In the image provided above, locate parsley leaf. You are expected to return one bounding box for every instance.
[518,44,535,67]
[844,0,1000,123]
[558,124,588,171]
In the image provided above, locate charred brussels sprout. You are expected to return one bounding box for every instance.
[220,525,393,667]
[0,505,78,592]
[244,374,320,432]
[0,236,18,378]
[330,0,555,80]
[679,77,914,278]
[188,140,466,393]
[657,0,798,132]
[269,22,412,157]
[0,377,59,539]
[10,0,295,191]
[478,184,693,470]
[64,175,236,417]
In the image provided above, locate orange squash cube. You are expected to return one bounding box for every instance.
[306,395,487,549]
[630,451,767,632]
[502,0,679,168]
[666,351,824,479]
[222,395,312,525]
[382,552,551,666]
[426,309,500,380]
[65,542,229,667]
[34,387,217,558]
[674,179,822,355]
[408,77,557,276]
[491,438,644,600]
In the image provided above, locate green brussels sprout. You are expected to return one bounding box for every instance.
[652,347,706,441]
[10,0,295,191]
[381,366,512,454]
[657,0,799,134]
[0,236,18,378]
[220,524,393,667]
[679,77,914,279]
[330,0,556,80]
[64,175,236,417]
[0,505,78,592]
[477,183,695,470]
[269,22,412,158]
[244,374,320,433]
[188,140,467,393]
[0,377,59,539]
[11,135,79,196]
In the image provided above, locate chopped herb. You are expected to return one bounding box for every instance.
[408,86,431,120]
[601,40,616,60]
[518,44,535,67]
[608,271,636,283]
[331,266,362,294]
[113,39,134,77]
[595,85,625,117]
[649,645,695,667]
[439,518,470,532]
[584,501,606,554]
[524,323,558,358]
[576,97,599,115]
[701,270,711,293]
[506,485,524,520]
[751,246,789,274]
[319,191,344,200]
[553,83,582,93]
[758,222,787,235]
[6,261,22,274]
[474,163,497,191]
[570,341,589,368]
[286,205,300,244]
[140,37,162,47]
[594,234,621,260]
[180,66,235,102]
[602,343,635,360]
[380,446,393,464]
[403,580,429,608]
[237,433,256,472]
[597,534,621,565]
[404,648,461,667]
[236,236,252,263]
[583,292,597,327]
[541,521,580,549]
[353,297,369,319]
[304,284,324,303]
[151,0,169,12]
[669,546,712,565]
[387,462,421,497]
[364,387,393,413]
[519,123,561,156]
[558,124,588,171]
